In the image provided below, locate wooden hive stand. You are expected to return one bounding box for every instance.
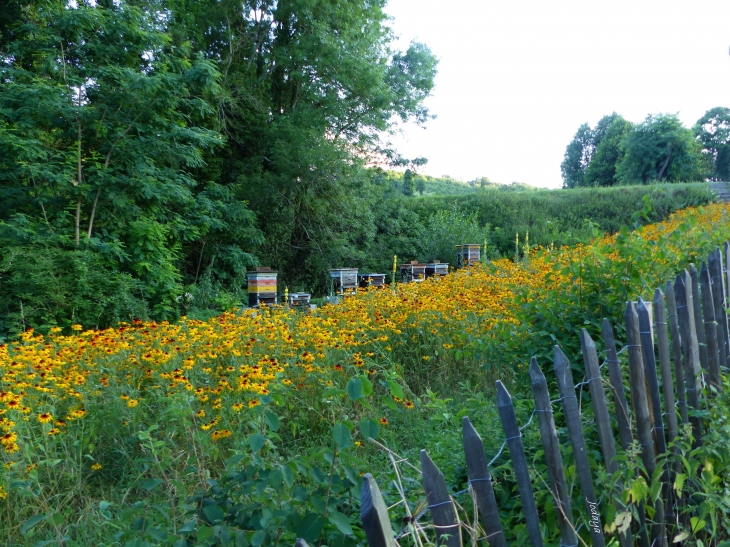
[399,261,426,283]
[247,267,277,307]
[358,273,386,288]
[330,268,359,295]
[425,260,449,278]
[456,243,480,268]
[288,292,311,309]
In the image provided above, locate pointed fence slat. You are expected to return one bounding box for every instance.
[554,346,606,547]
[361,474,397,547]
[666,280,689,425]
[602,319,634,449]
[295,539,311,547]
[726,241,730,367]
[626,302,665,546]
[496,381,543,547]
[461,417,507,547]
[528,358,576,547]
[690,264,710,376]
[579,331,633,547]
[709,248,730,374]
[420,450,461,547]
[700,261,721,389]
[675,271,703,446]
[637,298,668,456]
[654,289,679,445]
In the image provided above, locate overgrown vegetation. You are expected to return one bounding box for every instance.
[4,205,730,546]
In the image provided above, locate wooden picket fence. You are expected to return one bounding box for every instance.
[356,243,730,547]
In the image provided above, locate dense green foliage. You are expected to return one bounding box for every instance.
[405,182,713,258]
[0,0,437,336]
[562,109,727,187]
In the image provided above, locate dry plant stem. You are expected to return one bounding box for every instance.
[535,469,590,547]
[386,448,425,547]
[369,438,422,474]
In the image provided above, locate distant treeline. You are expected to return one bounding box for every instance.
[561,108,730,188]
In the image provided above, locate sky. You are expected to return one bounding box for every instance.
[383,0,730,188]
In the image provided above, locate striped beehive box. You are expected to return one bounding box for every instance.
[247,267,277,307]
[330,268,358,295]
[425,261,449,278]
[456,244,481,267]
[359,273,386,288]
[399,261,426,283]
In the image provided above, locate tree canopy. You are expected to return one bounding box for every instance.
[0,0,438,336]
[562,110,723,188]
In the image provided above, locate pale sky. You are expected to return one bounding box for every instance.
[384,0,730,188]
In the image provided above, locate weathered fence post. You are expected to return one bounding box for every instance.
[708,248,730,373]
[690,264,710,376]
[675,272,703,446]
[461,417,507,547]
[602,319,634,449]
[528,358,577,547]
[554,346,606,547]
[637,298,668,456]
[361,474,396,547]
[699,261,721,389]
[666,280,689,425]
[627,302,667,546]
[495,381,543,547]
[579,331,634,547]
[654,289,679,445]
[420,450,461,547]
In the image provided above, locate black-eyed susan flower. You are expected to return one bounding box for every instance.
[37,413,53,424]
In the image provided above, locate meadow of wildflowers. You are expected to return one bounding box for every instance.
[2,203,730,545]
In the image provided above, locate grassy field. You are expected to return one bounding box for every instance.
[3,202,730,546]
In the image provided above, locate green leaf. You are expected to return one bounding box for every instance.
[147,528,168,541]
[179,519,197,533]
[296,514,324,543]
[387,380,404,399]
[264,411,280,432]
[249,433,266,452]
[328,511,353,536]
[359,375,373,396]
[250,530,266,546]
[359,418,379,440]
[22,514,46,535]
[346,377,364,401]
[141,479,164,491]
[197,525,215,542]
[333,422,352,449]
[203,504,224,524]
[381,395,397,410]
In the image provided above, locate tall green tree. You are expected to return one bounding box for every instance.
[163,0,437,290]
[695,107,730,181]
[561,123,593,188]
[617,113,706,184]
[584,116,633,186]
[0,0,260,330]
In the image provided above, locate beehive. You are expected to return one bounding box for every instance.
[247,267,277,307]
[425,261,449,278]
[359,273,386,288]
[399,261,426,283]
[330,268,358,295]
[456,244,481,267]
[288,292,311,308]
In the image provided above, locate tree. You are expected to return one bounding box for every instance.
[403,169,415,196]
[617,113,706,184]
[561,123,593,188]
[584,116,633,186]
[0,0,260,327]
[694,107,730,181]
